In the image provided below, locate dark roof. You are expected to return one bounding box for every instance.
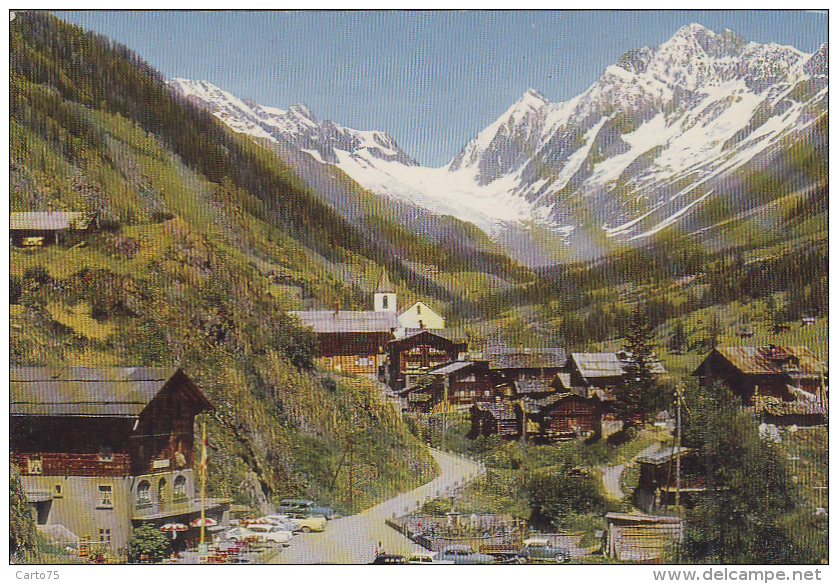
[388,329,468,350]
[485,345,567,369]
[289,310,398,333]
[473,401,517,421]
[637,446,695,465]
[697,346,827,377]
[401,327,468,343]
[521,391,590,413]
[514,378,555,395]
[429,361,473,376]
[10,367,210,417]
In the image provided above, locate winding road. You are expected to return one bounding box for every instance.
[273,449,485,564]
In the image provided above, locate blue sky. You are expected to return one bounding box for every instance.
[54,10,827,167]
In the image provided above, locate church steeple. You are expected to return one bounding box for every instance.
[374,270,397,313]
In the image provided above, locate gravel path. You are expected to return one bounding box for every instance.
[272,449,485,564]
[598,443,662,501]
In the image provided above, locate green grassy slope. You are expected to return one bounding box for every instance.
[10,11,437,515]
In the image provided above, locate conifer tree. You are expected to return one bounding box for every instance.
[615,305,662,428]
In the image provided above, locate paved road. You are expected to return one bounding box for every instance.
[273,449,485,564]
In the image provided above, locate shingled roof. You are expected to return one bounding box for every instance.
[10,211,88,231]
[698,346,827,377]
[10,367,210,417]
[573,352,667,379]
[289,310,398,333]
[485,345,567,369]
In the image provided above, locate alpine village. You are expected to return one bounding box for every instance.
[9,12,828,566]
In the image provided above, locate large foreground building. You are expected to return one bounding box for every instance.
[11,367,229,558]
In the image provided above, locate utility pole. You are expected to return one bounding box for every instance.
[349,434,354,510]
[675,381,683,509]
[442,376,449,451]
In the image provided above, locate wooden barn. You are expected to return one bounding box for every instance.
[10,210,89,246]
[521,392,602,441]
[290,310,398,374]
[469,402,520,438]
[10,367,229,557]
[385,329,467,390]
[692,345,828,425]
[633,446,705,512]
[486,344,568,383]
[566,352,667,401]
[397,360,495,413]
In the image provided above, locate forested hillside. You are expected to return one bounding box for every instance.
[9,11,439,513]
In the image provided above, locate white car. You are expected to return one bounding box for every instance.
[260,515,301,532]
[407,550,454,565]
[225,525,293,544]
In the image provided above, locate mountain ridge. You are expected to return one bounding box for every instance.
[169,23,827,264]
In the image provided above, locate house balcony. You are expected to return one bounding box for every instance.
[132,497,232,521]
[12,452,131,477]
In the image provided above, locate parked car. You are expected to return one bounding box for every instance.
[284,510,327,532]
[260,515,301,532]
[225,525,293,544]
[518,538,571,563]
[369,554,407,565]
[277,499,336,519]
[407,550,454,565]
[434,544,495,564]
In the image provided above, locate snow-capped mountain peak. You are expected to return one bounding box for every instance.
[169,24,826,264]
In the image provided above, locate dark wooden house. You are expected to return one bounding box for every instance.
[385,330,468,390]
[398,360,495,413]
[10,367,229,556]
[633,447,705,512]
[289,310,398,374]
[566,352,667,401]
[486,345,568,384]
[692,345,828,425]
[521,392,602,441]
[469,402,520,438]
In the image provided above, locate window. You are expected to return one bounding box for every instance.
[382,295,388,309]
[27,455,43,475]
[99,528,111,544]
[98,446,114,462]
[416,304,422,315]
[97,486,113,509]
[53,484,63,498]
[174,475,187,501]
[158,478,167,504]
[137,480,151,508]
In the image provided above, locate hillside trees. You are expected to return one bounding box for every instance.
[681,381,824,563]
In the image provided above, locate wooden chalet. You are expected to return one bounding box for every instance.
[521,391,602,441]
[10,367,229,556]
[385,329,468,390]
[692,345,828,425]
[289,309,398,374]
[469,402,520,438]
[566,352,667,401]
[633,446,705,512]
[398,360,494,413]
[10,210,89,246]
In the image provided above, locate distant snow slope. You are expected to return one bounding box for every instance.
[169,24,827,260]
